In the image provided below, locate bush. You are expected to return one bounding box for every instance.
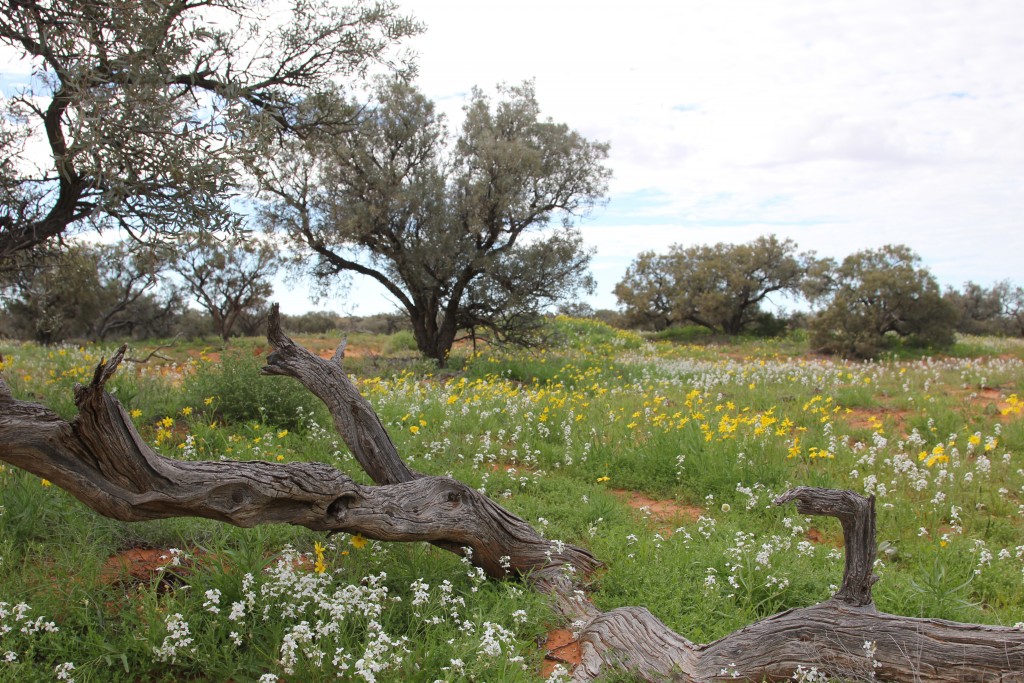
[384,329,419,354]
[184,351,325,430]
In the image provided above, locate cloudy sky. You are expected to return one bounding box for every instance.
[317,0,1023,316]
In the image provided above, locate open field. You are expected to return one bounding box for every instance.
[0,319,1022,682]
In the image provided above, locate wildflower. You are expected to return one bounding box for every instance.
[160,417,173,429]
[313,541,327,574]
[596,476,610,483]
[181,406,192,417]
[409,425,420,434]
[40,479,52,487]
[130,409,142,418]
[204,396,215,406]
[721,503,731,513]
[54,662,75,681]
[349,534,368,550]
[277,429,288,439]
[276,455,285,462]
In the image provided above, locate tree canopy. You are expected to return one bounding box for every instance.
[260,78,610,365]
[614,235,811,335]
[807,244,957,356]
[0,0,419,261]
[170,231,283,341]
[0,240,175,342]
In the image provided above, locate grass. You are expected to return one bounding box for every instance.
[0,319,1022,681]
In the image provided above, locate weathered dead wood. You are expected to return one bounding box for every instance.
[575,600,1024,682]
[775,486,877,606]
[0,308,1022,683]
[0,334,597,581]
[570,486,1023,682]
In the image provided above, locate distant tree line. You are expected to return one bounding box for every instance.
[615,235,1024,357]
[0,237,413,344]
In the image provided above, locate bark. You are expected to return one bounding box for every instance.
[569,485,1023,682]
[0,306,1021,682]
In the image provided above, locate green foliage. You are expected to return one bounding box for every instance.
[944,280,1024,337]
[384,329,419,354]
[183,352,325,431]
[0,0,420,261]
[261,78,610,366]
[170,231,283,341]
[615,235,812,335]
[808,244,958,357]
[0,242,175,343]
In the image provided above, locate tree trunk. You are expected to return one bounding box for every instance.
[0,306,1020,682]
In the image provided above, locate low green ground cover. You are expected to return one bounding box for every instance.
[0,320,1022,681]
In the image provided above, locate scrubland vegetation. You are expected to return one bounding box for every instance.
[0,318,1021,681]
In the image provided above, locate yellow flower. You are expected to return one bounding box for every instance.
[204,396,215,406]
[181,406,192,417]
[40,478,52,487]
[276,455,285,462]
[130,409,142,418]
[160,417,174,429]
[409,425,419,434]
[277,429,289,439]
[349,534,368,550]
[596,476,610,483]
[313,541,327,574]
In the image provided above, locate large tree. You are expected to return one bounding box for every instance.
[0,0,419,261]
[615,235,811,335]
[260,79,609,365]
[807,244,957,356]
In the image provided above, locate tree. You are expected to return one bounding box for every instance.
[260,79,609,366]
[612,250,676,330]
[807,244,957,356]
[0,307,1020,682]
[615,235,811,335]
[170,231,282,341]
[0,240,173,342]
[1005,284,1024,337]
[944,280,1024,337]
[89,242,174,340]
[0,0,419,262]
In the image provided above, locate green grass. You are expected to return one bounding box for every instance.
[1,321,1023,681]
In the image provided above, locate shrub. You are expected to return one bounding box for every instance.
[184,351,324,430]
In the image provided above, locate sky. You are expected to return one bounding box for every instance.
[313,0,1022,317]
[4,1,1023,316]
